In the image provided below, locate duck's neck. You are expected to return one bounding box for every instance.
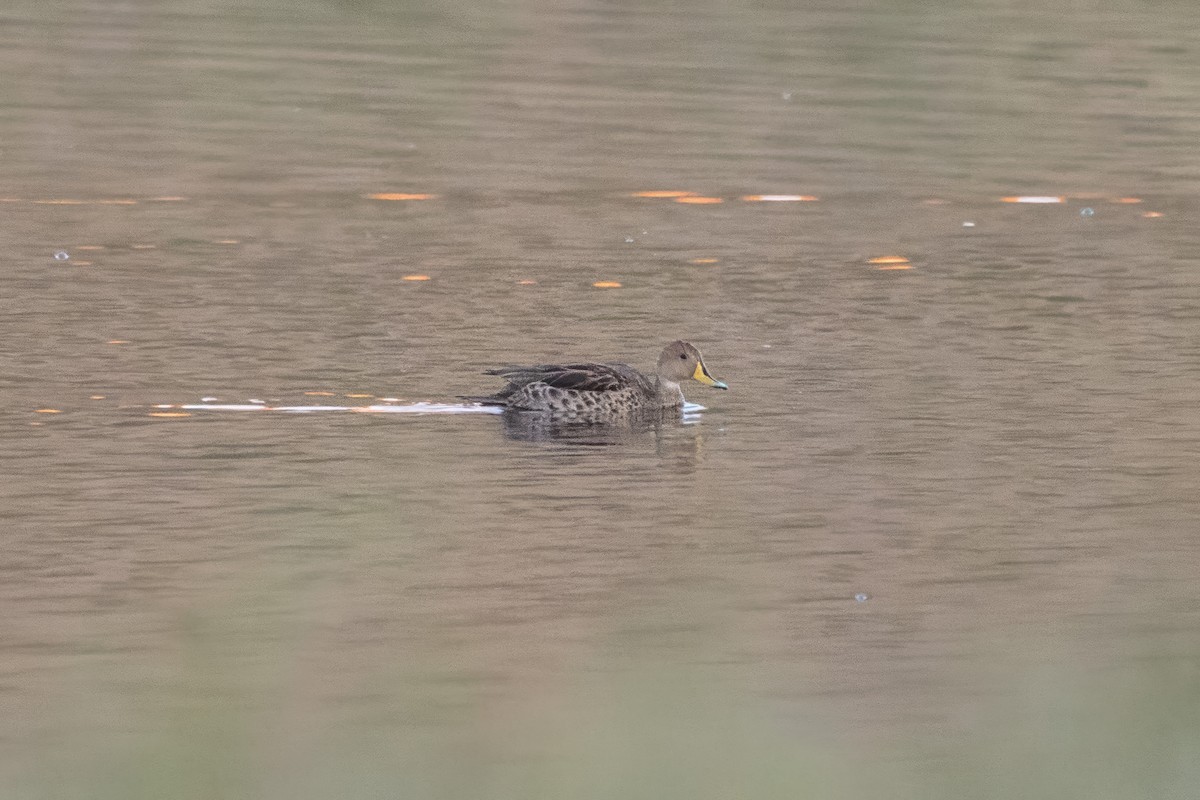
[654,377,685,408]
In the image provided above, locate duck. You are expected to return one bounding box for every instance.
[462,340,728,422]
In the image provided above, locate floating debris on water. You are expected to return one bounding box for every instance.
[54,251,69,261]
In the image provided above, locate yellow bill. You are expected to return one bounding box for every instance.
[692,359,728,389]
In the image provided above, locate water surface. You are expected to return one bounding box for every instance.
[4,0,1200,796]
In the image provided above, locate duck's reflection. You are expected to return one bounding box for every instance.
[497,409,666,445]
[495,408,711,465]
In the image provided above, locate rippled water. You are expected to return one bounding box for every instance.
[4,0,1200,796]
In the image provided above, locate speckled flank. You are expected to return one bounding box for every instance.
[513,385,648,420]
[463,340,726,423]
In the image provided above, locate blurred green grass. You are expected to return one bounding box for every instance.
[9,622,1199,800]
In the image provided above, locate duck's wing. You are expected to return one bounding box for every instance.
[487,362,645,393]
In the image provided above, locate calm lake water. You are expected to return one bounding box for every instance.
[4,0,1200,796]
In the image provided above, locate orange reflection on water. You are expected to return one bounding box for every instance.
[869,256,912,270]
[1143,212,1163,218]
[402,274,431,281]
[675,196,723,204]
[9,197,144,205]
[368,193,436,201]
[148,412,191,418]
[690,258,719,264]
[742,194,818,202]
[106,340,130,345]
[1000,196,1064,204]
[35,408,62,414]
[592,281,622,288]
[304,391,336,397]
[1113,197,1143,204]
[517,279,538,285]
[30,198,138,205]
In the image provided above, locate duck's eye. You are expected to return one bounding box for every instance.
[679,353,687,359]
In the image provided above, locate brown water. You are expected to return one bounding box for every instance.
[4,0,1200,796]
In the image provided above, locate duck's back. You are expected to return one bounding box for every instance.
[468,361,663,419]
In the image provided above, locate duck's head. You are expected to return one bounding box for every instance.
[656,340,728,389]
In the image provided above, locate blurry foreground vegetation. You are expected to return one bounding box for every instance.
[8,616,1199,800]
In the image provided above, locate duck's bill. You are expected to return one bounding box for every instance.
[692,360,729,389]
